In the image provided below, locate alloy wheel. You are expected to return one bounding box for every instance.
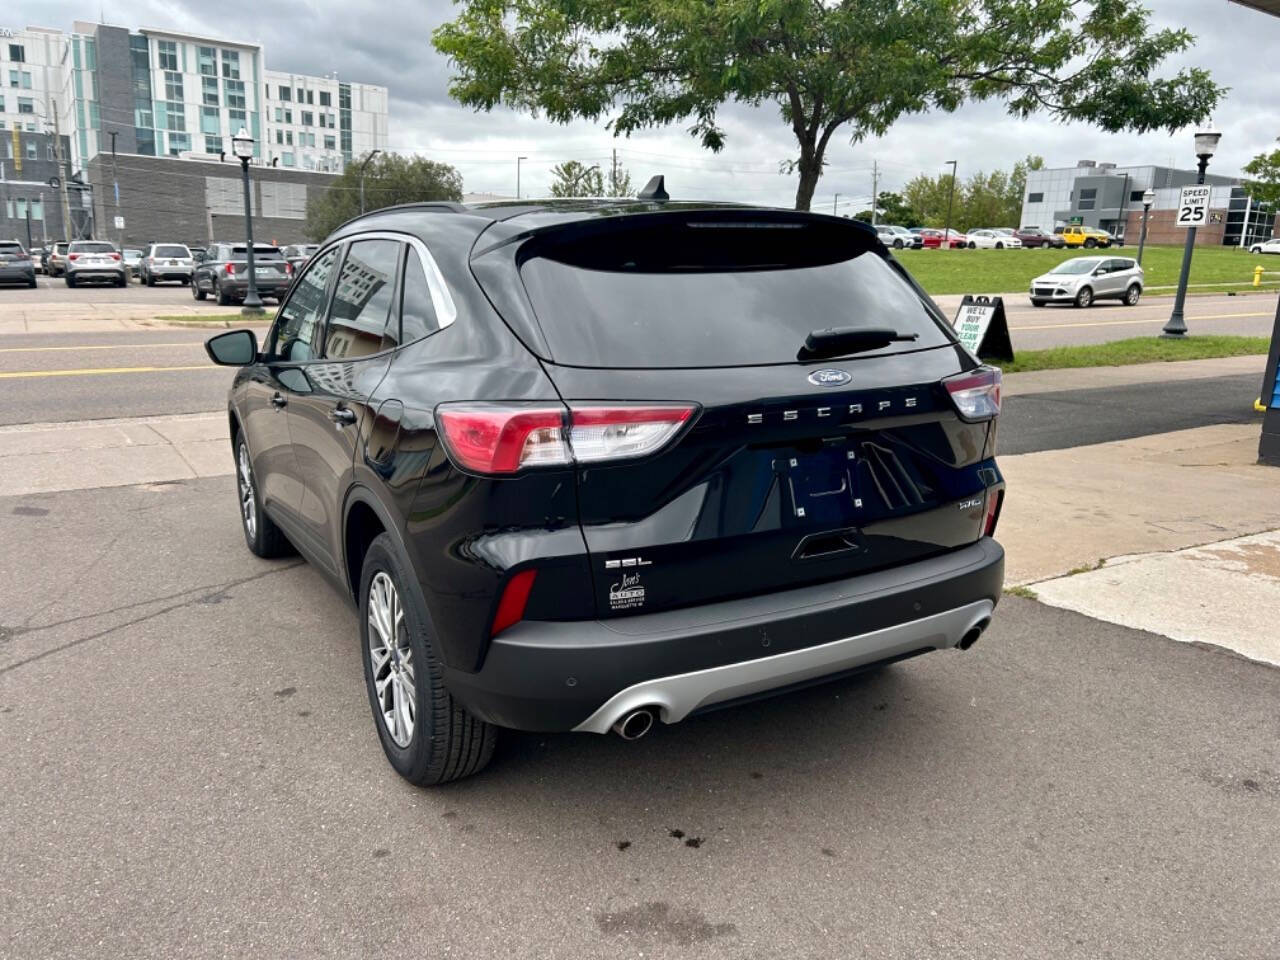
[237,442,256,539]
[367,571,415,748]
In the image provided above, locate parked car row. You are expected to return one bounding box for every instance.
[9,238,320,293]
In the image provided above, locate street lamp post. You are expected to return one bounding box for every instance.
[517,156,528,199]
[1137,188,1155,266]
[833,193,840,216]
[942,160,958,250]
[1162,126,1221,339]
[231,128,264,316]
[358,149,382,214]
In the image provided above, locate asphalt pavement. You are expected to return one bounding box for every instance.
[2,476,1277,959]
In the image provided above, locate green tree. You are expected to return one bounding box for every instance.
[902,173,957,227]
[304,153,464,240]
[855,191,915,225]
[1243,149,1280,209]
[433,1,1221,211]
[549,160,605,197]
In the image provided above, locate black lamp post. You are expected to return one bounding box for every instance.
[942,160,957,249]
[231,127,264,316]
[1137,187,1155,266]
[1162,126,1221,339]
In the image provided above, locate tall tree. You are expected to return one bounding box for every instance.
[549,160,605,197]
[433,1,1222,211]
[304,153,463,240]
[1243,149,1280,209]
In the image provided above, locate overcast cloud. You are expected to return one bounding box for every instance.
[12,0,1279,211]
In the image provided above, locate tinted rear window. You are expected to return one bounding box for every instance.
[155,245,189,257]
[231,246,283,259]
[72,242,115,254]
[517,218,951,368]
[0,242,23,253]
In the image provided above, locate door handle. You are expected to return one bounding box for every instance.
[329,406,357,426]
[270,392,288,408]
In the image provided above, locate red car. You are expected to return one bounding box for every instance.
[920,228,969,249]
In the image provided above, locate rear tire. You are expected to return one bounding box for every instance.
[1124,284,1141,306]
[359,532,497,786]
[1084,238,1097,248]
[1074,286,1094,308]
[65,274,75,287]
[116,275,126,287]
[192,279,207,301]
[234,434,292,558]
[967,241,976,249]
[216,280,233,306]
[146,272,155,287]
[28,277,37,288]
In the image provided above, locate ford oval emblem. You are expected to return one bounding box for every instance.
[808,368,852,388]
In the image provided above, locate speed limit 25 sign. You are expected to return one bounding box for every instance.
[1175,185,1211,228]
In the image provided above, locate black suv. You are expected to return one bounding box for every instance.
[206,197,1005,785]
[193,242,293,305]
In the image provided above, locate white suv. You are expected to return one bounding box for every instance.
[64,241,126,288]
[1029,256,1144,308]
[140,243,195,286]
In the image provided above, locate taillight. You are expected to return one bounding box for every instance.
[491,569,538,637]
[285,262,294,275]
[984,487,1002,536]
[225,263,236,275]
[110,253,121,261]
[435,402,697,476]
[68,253,79,261]
[944,367,1002,421]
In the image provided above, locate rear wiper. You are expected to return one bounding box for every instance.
[797,326,919,361]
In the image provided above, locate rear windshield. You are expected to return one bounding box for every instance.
[154,245,189,257]
[231,246,283,259]
[517,218,952,368]
[71,242,116,253]
[0,242,23,253]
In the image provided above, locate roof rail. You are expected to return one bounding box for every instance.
[330,201,472,235]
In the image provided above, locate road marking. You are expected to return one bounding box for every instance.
[0,342,195,354]
[1011,310,1271,332]
[0,364,216,380]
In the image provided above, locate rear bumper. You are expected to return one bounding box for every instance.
[67,266,125,280]
[222,277,290,296]
[0,265,35,281]
[444,538,1004,732]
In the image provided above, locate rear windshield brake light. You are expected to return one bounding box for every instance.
[436,403,697,476]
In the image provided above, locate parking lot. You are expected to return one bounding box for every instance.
[2,294,1278,957]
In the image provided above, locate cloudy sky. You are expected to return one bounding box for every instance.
[13,0,1280,211]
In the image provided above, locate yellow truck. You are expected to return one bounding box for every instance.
[1056,225,1114,248]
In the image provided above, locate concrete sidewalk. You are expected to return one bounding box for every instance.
[0,412,231,497]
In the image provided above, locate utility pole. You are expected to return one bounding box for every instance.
[870,160,880,226]
[611,148,618,196]
[833,193,839,216]
[51,97,72,243]
[517,155,528,199]
[108,130,119,245]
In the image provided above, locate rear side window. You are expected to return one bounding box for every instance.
[517,218,952,368]
[394,247,441,346]
[154,244,189,257]
[324,239,401,359]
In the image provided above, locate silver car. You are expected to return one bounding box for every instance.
[1029,255,1144,308]
[64,240,127,287]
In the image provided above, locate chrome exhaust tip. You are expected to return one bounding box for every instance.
[612,708,656,741]
[957,617,991,651]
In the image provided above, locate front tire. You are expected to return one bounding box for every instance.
[1074,286,1094,308]
[1030,299,1046,307]
[192,278,207,301]
[360,533,497,786]
[893,239,903,249]
[1124,283,1141,306]
[995,242,1004,249]
[235,435,292,558]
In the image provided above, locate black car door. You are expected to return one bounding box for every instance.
[244,244,342,539]
[285,235,403,574]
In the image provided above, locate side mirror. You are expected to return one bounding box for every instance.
[205,329,258,366]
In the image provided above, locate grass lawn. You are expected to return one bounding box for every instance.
[152,313,273,326]
[998,334,1272,374]
[896,244,1280,296]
